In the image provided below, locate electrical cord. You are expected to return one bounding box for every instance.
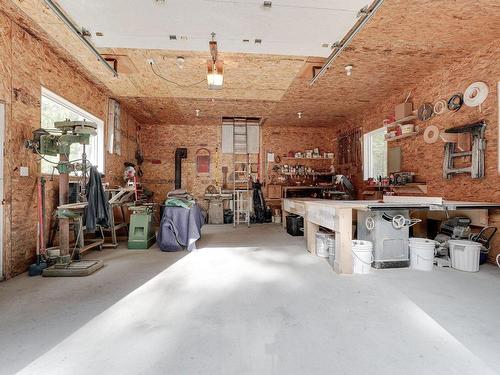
[149,62,206,88]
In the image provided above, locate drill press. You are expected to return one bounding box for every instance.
[26,120,104,275]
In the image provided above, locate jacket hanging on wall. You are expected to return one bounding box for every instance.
[84,166,110,233]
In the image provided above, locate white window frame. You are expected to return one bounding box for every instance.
[363,127,387,180]
[41,87,105,173]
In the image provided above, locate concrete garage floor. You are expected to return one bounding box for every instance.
[1,224,500,375]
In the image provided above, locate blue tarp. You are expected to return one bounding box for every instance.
[157,204,204,252]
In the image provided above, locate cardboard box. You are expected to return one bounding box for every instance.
[267,184,282,199]
[395,103,413,120]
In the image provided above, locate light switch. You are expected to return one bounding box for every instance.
[20,166,29,177]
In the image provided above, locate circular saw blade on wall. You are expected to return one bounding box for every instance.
[417,102,434,121]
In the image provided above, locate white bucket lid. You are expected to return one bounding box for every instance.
[448,239,481,247]
[352,240,373,249]
[410,237,434,242]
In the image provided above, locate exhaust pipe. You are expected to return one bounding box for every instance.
[175,148,188,189]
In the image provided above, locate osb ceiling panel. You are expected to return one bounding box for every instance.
[119,97,186,125]
[120,97,278,126]
[6,0,500,126]
[176,98,278,126]
[101,48,305,101]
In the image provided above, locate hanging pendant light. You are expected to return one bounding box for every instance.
[207,32,224,90]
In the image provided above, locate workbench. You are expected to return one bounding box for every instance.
[282,197,500,275]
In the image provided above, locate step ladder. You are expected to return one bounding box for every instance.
[233,122,251,227]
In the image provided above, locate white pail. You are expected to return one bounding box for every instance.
[316,232,334,258]
[352,240,373,274]
[409,238,435,271]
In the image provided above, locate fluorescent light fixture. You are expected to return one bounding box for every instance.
[207,60,224,90]
[42,0,118,77]
[309,0,384,86]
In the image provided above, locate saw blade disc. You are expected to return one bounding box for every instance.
[417,103,434,121]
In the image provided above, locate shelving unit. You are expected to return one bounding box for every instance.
[281,157,334,161]
[282,172,335,176]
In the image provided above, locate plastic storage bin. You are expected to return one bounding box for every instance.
[449,240,481,272]
[286,215,304,236]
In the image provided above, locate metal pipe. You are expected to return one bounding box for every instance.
[175,148,188,189]
[43,0,118,78]
[58,153,70,256]
[309,0,384,86]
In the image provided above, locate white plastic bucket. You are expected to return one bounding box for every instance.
[449,240,481,272]
[409,238,436,271]
[352,240,373,274]
[316,232,334,258]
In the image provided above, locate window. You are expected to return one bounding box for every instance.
[41,87,104,174]
[363,127,387,180]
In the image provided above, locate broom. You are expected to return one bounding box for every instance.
[29,177,47,276]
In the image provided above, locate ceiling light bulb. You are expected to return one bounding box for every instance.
[297,112,303,119]
[345,65,353,76]
[176,56,185,68]
[195,109,200,117]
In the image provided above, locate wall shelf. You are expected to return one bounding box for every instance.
[384,115,417,128]
[385,131,419,142]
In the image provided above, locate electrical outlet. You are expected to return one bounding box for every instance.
[20,166,29,177]
[147,58,155,65]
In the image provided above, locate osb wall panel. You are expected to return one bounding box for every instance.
[343,40,500,263]
[262,125,337,159]
[105,110,138,187]
[0,12,137,279]
[140,124,227,210]
[261,125,337,192]
[0,12,13,280]
[140,123,339,208]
